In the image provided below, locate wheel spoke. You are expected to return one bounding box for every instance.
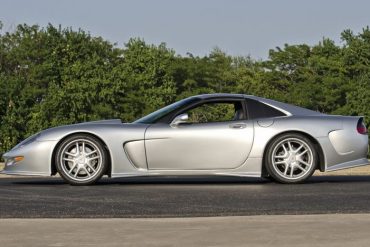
[295,144,304,153]
[290,166,294,177]
[284,164,289,175]
[274,160,286,165]
[75,142,79,155]
[88,156,100,161]
[86,163,96,173]
[63,158,74,162]
[298,160,311,167]
[86,150,97,157]
[82,141,85,154]
[74,167,81,178]
[274,155,286,159]
[288,141,293,151]
[282,144,288,153]
[274,149,287,158]
[296,164,307,172]
[68,163,78,174]
[297,149,308,156]
[65,151,76,157]
[83,167,91,177]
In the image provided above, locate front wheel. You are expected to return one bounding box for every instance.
[55,134,108,185]
[265,133,317,184]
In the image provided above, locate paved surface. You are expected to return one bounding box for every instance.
[1,214,370,247]
[1,175,370,217]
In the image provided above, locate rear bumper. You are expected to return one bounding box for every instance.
[317,132,368,171]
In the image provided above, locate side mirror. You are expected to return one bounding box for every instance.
[170,113,189,127]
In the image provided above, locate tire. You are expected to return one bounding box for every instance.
[264,133,317,184]
[55,134,108,185]
[263,175,276,182]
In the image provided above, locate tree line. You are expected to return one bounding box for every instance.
[0,22,369,155]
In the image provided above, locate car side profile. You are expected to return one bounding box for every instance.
[2,94,369,185]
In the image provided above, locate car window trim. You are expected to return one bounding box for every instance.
[167,97,248,125]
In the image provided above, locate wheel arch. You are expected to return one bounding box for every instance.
[261,130,326,177]
[51,132,112,176]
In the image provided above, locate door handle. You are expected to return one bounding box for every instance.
[229,123,246,129]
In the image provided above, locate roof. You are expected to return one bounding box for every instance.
[193,93,248,99]
[191,93,324,116]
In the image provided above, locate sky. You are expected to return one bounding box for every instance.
[1,0,370,59]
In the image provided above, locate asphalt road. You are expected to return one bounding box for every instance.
[1,175,370,218]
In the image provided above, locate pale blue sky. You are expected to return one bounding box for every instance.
[1,0,370,59]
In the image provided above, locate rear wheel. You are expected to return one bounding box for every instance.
[265,133,317,184]
[55,134,108,185]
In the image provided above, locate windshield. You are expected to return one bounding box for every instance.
[133,97,199,124]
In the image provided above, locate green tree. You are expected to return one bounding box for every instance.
[109,38,177,121]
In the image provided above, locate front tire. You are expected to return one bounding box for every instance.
[265,133,317,184]
[55,134,108,185]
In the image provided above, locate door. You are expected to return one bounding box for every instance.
[145,100,254,170]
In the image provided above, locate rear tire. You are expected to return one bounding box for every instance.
[55,134,108,185]
[265,133,317,184]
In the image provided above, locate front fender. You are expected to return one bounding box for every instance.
[2,140,58,176]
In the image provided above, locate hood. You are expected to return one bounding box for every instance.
[75,119,123,125]
[36,119,128,141]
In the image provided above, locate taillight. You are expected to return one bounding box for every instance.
[357,118,368,134]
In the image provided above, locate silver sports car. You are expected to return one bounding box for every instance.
[2,94,369,185]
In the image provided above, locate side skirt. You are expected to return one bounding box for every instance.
[325,158,370,172]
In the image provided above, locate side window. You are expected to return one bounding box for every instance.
[186,101,245,123]
[246,99,286,119]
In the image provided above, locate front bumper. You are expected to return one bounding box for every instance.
[1,140,58,176]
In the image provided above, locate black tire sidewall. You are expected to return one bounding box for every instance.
[265,133,317,184]
[55,134,108,185]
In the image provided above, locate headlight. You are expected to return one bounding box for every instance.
[5,156,24,166]
[12,133,41,150]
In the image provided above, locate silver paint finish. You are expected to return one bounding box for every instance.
[1,93,369,179]
[124,140,147,169]
[170,113,189,127]
[257,119,274,128]
[145,121,254,170]
[2,140,57,176]
[3,122,149,176]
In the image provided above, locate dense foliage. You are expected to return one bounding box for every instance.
[0,22,369,155]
